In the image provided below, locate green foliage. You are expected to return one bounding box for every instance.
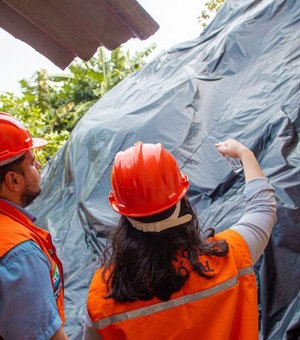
[199,0,225,28]
[0,45,155,166]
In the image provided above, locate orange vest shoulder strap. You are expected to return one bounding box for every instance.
[0,200,51,259]
[214,229,253,268]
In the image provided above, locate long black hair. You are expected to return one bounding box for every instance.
[102,196,228,302]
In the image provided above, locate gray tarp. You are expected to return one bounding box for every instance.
[29,0,300,338]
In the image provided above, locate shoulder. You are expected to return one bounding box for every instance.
[0,210,48,258]
[0,240,48,271]
[213,229,253,268]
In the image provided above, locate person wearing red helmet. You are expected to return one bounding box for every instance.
[0,112,67,339]
[83,140,277,340]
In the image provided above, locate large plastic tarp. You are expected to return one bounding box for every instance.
[29,0,300,338]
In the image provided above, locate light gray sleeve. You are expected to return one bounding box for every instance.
[230,177,277,264]
[82,312,101,340]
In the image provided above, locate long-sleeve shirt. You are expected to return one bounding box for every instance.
[231,177,277,263]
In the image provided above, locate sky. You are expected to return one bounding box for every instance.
[0,0,206,94]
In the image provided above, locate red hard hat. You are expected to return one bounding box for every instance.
[108,142,189,217]
[0,112,47,166]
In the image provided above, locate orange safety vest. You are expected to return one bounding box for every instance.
[87,229,258,340]
[0,200,65,324]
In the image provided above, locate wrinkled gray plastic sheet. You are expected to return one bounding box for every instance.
[29,0,300,338]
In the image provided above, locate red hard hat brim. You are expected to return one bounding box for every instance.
[0,137,48,167]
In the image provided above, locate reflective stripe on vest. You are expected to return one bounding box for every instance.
[93,265,253,329]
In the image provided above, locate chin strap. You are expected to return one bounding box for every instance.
[127,201,192,233]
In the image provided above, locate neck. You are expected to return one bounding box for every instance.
[0,192,22,207]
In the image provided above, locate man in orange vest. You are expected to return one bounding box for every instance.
[0,112,67,339]
[83,139,277,339]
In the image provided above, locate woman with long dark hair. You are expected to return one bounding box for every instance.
[83,139,277,340]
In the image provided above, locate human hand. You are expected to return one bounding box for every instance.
[215,139,250,160]
[215,139,263,181]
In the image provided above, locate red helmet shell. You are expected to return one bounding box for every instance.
[0,112,47,166]
[108,142,189,217]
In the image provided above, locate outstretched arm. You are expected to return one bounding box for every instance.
[215,139,277,263]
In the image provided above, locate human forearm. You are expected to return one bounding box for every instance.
[239,149,263,183]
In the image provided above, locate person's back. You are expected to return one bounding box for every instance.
[83,140,277,340]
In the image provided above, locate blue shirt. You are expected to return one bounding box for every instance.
[0,200,62,339]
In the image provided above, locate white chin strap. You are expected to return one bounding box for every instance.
[127,201,192,233]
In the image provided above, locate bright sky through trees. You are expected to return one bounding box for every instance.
[0,0,205,94]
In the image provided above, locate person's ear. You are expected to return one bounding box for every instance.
[4,171,23,192]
